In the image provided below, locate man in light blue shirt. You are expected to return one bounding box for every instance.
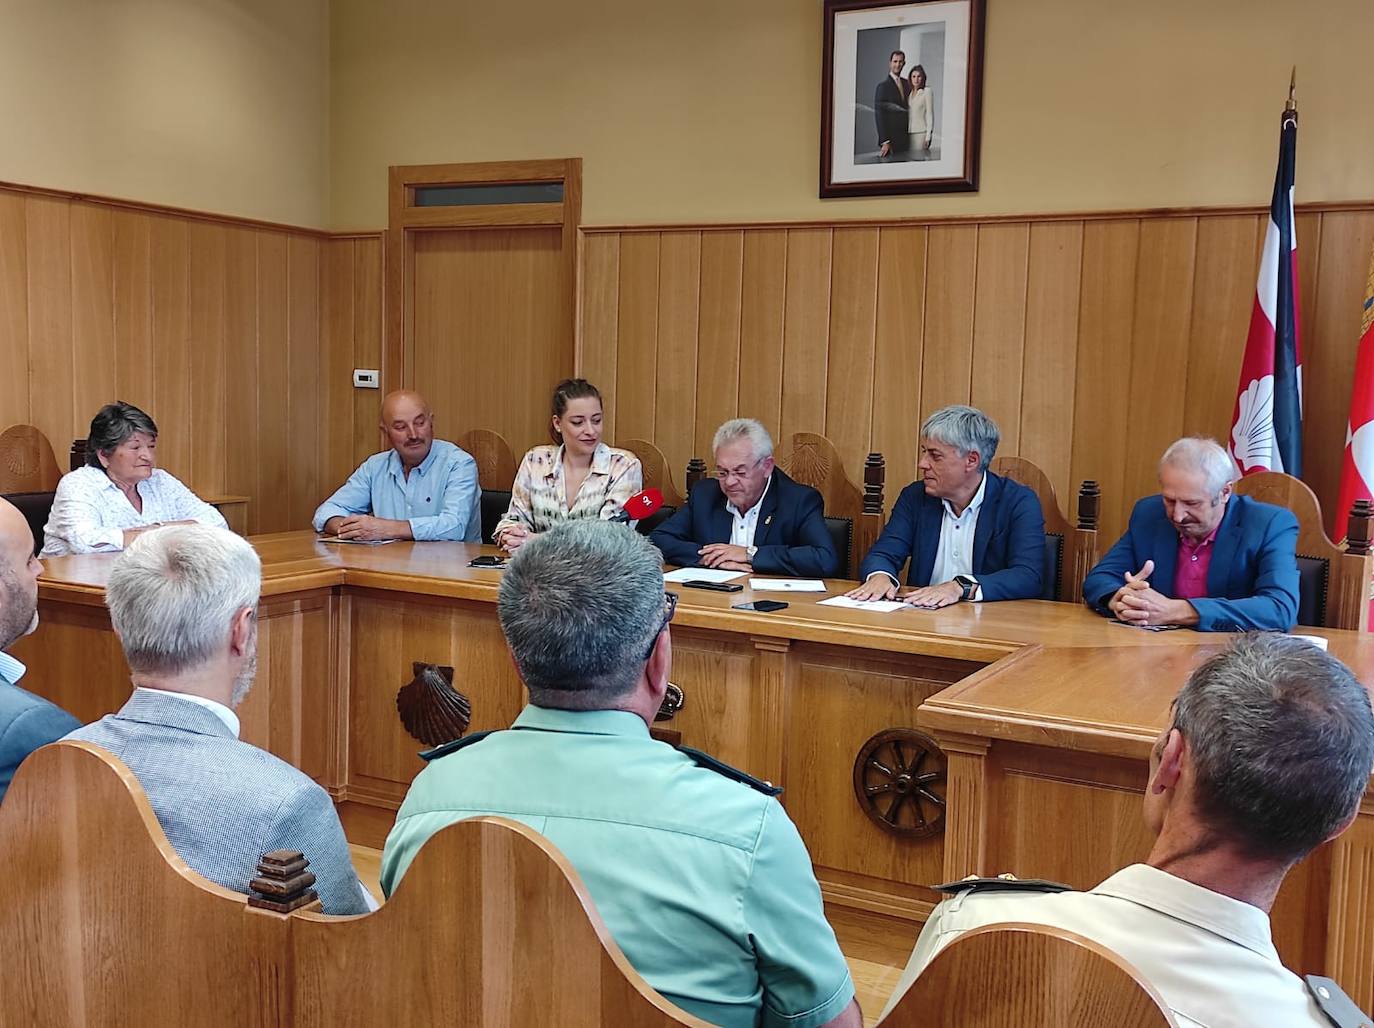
[313,390,481,542]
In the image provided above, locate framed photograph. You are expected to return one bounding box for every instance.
[821,0,986,198]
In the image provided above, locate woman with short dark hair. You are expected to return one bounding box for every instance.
[39,401,227,557]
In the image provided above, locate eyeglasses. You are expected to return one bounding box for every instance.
[644,591,679,660]
[714,458,764,482]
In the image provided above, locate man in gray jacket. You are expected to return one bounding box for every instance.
[66,524,370,914]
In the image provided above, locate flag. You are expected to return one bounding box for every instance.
[1334,245,1374,539]
[1230,87,1302,477]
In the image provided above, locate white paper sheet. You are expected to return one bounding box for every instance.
[664,567,746,583]
[817,595,909,613]
[748,579,826,592]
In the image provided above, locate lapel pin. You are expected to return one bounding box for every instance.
[764,515,773,527]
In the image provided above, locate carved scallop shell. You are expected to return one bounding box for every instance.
[396,662,471,747]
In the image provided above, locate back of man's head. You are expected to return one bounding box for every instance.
[497,520,665,709]
[1173,633,1374,863]
[107,525,261,676]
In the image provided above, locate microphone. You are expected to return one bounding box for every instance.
[609,488,664,524]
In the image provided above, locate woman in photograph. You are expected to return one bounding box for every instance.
[492,379,642,552]
[907,64,934,158]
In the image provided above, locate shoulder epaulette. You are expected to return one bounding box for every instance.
[1305,975,1372,1028]
[419,729,497,762]
[934,873,1074,896]
[677,745,782,796]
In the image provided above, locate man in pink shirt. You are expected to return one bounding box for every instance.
[1082,438,1300,631]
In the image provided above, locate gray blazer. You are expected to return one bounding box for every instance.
[0,670,81,804]
[66,689,368,915]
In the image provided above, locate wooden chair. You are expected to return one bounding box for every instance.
[990,456,1100,605]
[1233,471,1374,632]
[291,816,705,1026]
[457,428,518,544]
[0,425,64,554]
[880,922,1175,1027]
[620,438,684,535]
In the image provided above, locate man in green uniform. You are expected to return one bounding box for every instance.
[381,520,860,1028]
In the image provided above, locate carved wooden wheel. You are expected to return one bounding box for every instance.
[852,728,947,838]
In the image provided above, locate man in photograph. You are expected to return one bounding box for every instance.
[874,49,909,159]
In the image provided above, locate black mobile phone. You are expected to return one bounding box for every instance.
[732,600,788,613]
[468,556,507,568]
[681,580,744,592]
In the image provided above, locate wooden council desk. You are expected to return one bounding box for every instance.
[15,531,1374,1007]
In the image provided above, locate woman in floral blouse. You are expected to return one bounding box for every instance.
[493,380,643,552]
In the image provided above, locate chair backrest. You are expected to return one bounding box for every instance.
[5,491,56,554]
[989,456,1100,604]
[881,922,1176,1027]
[0,741,292,1028]
[479,488,513,544]
[620,438,686,508]
[457,428,518,492]
[636,504,677,537]
[290,816,706,1026]
[0,424,62,493]
[1233,471,1374,631]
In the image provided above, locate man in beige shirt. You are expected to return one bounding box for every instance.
[883,633,1374,1027]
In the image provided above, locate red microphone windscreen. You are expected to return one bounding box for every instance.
[625,488,664,518]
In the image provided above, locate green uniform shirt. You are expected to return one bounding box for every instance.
[381,705,855,1028]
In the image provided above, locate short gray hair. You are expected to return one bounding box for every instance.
[87,401,158,469]
[1173,634,1374,863]
[712,418,773,462]
[497,520,667,707]
[106,525,261,675]
[920,405,1000,471]
[1160,437,1237,497]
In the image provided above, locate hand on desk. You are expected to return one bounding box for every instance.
[497,525,531,553]
[1107,560,1200,627]
[698,543,750,569]
[846,573,899,602]
[333,515,408,542]
[901,581,963,609]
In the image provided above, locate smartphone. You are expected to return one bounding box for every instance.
[468,556,508,568]
[681,580,744,592]
[732,600,789,613]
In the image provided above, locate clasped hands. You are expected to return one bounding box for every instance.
[844,574,963,609]
[1107,559,1198,627]
[698,543,751,572]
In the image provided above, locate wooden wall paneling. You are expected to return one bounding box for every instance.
[653,232,702,482]
[112,210,154,418]
[25,197,74,467]
[70,205,115,438]
[322,239,357,493]
[614,233,661,443]
[257,233,291,534]
[1018,222,1084,502]
[872,226,928,492]
[1306,211,1374,518]
[188,222,227,496]
[918,225,978,416]
[1120,219,1199,511]
[1296,211,1324,365]
[737,229,788,438]
[969,223,1030,454]
[580,233,621,443]
[1181,216,1264,448]
[693,230,744,462]
[287,236,322,530]
[823,228,879,484]
[779,228,833,443]
[1070,220,1142,539]
[223,228,260,532]
[149,216,191,481]
[0,194,28,430]
[353,237,384,466]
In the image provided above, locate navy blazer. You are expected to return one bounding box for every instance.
[858,472,1046,601]
[1082,493,1300,632]
[649,468,839,577]
[0,669,80,804]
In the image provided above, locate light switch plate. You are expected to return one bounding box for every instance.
[353,369,380,389]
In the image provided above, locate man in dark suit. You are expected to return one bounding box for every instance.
[650,418,839,578]
[0,497,80,803]
[874,49,910,159]
[849,406,1045,607]
[1082,437,1299,632]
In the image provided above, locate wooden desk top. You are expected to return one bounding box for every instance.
[39,531,1373,763]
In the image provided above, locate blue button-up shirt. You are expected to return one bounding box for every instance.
[312,440,481,542]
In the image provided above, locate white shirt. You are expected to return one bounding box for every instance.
[134,687,239,738]
[727,474,772,551]
[882,864,1329,1027]
[930,472,985,589]
[40,466,228,557]
[0,651,26,685]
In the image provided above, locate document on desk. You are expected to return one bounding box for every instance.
[663,567,746,583]
[817,595,909,613]
[749,578,827,592]
[317,537,399,546]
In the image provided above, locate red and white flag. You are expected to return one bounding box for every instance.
[1334,244,1374,539]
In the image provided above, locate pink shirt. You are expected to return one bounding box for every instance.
[1174,524,1220,600]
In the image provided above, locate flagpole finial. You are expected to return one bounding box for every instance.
[1282,66,1298,127]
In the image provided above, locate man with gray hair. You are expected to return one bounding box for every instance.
[882,633,1374,1025]
[65,525,370,913]
[382,521,861,1028]
[849,404,1045,605]
[651,417,839,577]
[1082,436,1299,631]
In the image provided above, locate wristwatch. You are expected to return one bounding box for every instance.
[746,545,758,561]
[953,575,977,601]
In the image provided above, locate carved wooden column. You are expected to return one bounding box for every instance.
[934,731,993,880]
[1325,796,1374,1009]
